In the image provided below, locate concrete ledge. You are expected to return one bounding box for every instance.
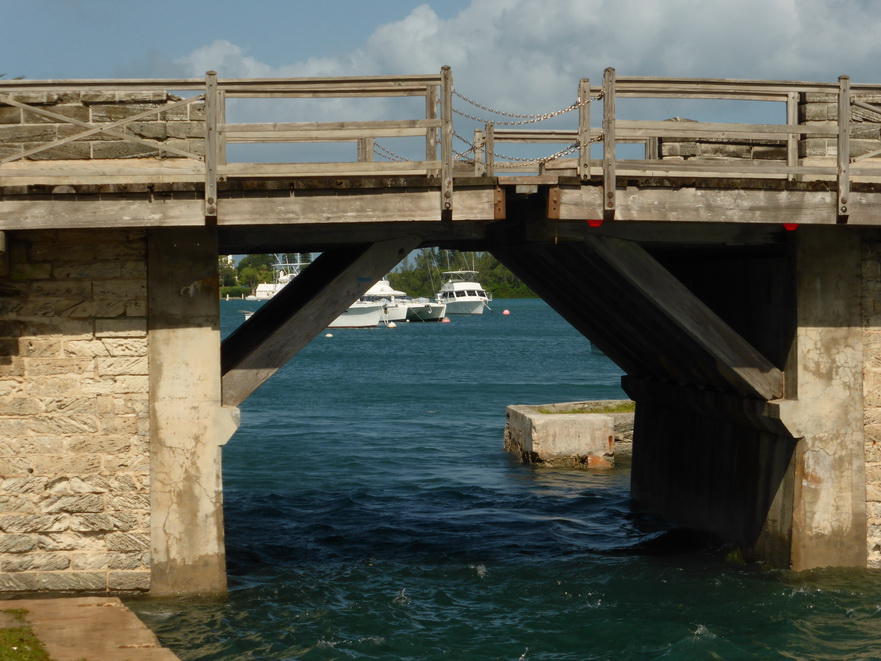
[0,596,179,660]
[504,400,634,469]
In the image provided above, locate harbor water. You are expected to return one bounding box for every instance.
[129,298,881,660]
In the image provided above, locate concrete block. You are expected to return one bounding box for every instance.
[2,552,70,572]
[1,477,49,495]
[26,142,91,160]
[505,404,615,468]
[97,356,148,376]
[0,572,39,591]
[43,495,104,514]
[108,570,150,591]
[38,571,106,591]
[106,533,149,552]
[0,514,68,533]
[0,535,38,553]
[95,318,146,338]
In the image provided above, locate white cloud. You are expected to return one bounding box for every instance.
[173,0,881,113]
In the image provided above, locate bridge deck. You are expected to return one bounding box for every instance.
[2,68,881,246]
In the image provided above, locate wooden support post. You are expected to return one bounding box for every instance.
[221,235,421,407]
[473,129,485,176]
[357,137,375,162]
[426,83,438,174]
[204,71,219,219]
[578,78,591,180]
[485,122,495,178]
[440,66,453,219]
[602,68,616,220]
[838,75,851,221]
[787,91,798,181]
[217,87,227,167]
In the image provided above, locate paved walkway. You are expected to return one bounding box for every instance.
[0,596,179,660]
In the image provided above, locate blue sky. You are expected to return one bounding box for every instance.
[6,0,881,106]
[4,0,881,151]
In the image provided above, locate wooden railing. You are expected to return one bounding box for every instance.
[0,68,454,216]
[477,69,881,219]
[4,68,881,221]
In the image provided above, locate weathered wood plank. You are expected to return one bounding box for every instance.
[223,119,441,143]
[221,235,421,407]
[215,187,497,224]
[0,199,205,230]
[555,186,842,224]
[218,161,442,177]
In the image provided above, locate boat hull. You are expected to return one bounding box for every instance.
[327,303,382,328]
[405,300,447,322]
[443,299,486,315]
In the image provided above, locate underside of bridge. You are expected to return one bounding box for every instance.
[485,193,870,571]
[216,185,874,573]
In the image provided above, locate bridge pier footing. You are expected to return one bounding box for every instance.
[496,224,881,570]
[147,228,239,595]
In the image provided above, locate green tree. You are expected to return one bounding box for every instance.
[388,249,534,298]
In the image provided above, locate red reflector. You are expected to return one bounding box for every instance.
[783,223,799,231]
[587,219,603,228]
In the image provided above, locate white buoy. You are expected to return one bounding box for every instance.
[388,321,397,328]
[441,317,451,323]
[503,309,510,315]
[325,333,333,338]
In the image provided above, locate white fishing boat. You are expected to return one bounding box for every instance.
[246,256,381,328]
[404,297,447,322]
[243,301,382,328]
[360,278,409,323]
[435,271,492,314]
[326,301,383,328]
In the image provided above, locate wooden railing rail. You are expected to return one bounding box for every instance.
[0,68,455,217]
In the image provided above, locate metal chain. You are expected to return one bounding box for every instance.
[489,142,581,164]
[452,88,602,126]
[372,141,409,162]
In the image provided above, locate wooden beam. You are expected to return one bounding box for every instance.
[555,185,849,225]
[214,187,497,225]
[583,234,784,398]
[221,235,420,407]
[0,199,205,230]
[492,238,784,400]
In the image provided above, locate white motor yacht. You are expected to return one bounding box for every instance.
[360,278,409,323]
[404,297,447,322]
[435,271,492,314]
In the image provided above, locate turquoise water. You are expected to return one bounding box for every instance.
[129,299,881,659]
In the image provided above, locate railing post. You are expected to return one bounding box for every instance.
[602,68,617,219]
[786,91,798,181]
[578,78,591,180]
[473,129,485,176]
[838,75,851,220]
[204,70,218,219]
[485,122,495,178]
[426,83,438,175]
[440,66,453,219]
[357,138,375,162]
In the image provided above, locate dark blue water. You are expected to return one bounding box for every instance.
[129,299,881,659]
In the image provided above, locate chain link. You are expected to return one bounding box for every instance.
[372,142,409,162]
[452,88,602,126]
[489,142,580,164]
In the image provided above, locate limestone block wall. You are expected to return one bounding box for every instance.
[863,233,881,568]
[0,90,204,162]
[799,92,881,159]
[0,229,150,592]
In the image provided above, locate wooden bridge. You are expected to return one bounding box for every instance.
[2,68,881,594]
